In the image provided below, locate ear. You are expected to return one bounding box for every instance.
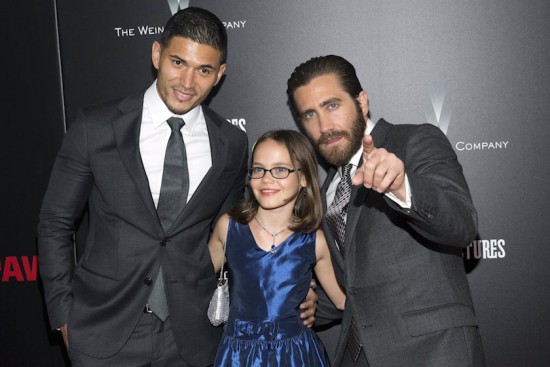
[356,90,369,119]
[152,41,161,70]
[214,63,227,86]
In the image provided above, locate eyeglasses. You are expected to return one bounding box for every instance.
[248,167,301,179]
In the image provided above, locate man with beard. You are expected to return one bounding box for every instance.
[287,55,485,367]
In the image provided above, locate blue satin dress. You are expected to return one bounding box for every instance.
[214,219,331,367]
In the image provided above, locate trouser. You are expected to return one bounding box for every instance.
[69,312,189,367]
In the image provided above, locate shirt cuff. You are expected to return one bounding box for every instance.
[385,174,411,209]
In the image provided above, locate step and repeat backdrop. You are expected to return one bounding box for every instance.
[3,0,550,365]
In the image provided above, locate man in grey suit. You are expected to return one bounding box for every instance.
[38,7,247,367]
[287,55,485,366]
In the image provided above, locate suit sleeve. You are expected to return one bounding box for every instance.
[37,111,93,330]
[313,282,344,326]
[388,124,478,247]
[213,133,249,224]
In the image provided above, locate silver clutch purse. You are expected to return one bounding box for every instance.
[207,271,229,326]
[207,229,229,326]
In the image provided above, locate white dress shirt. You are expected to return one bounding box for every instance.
[326,119,411,210]
[139,81,212,207]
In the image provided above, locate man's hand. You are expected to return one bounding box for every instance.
[352,135,406,201]
[299,281,319,328]
[59,324,69,349]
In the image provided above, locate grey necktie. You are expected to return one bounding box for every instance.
[157,117,189,231]
[326,164,353,253]
[148,117,189,321]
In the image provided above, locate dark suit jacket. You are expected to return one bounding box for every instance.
[37,92,248,365]
[321,119,484,366]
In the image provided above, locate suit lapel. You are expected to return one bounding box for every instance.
[112,94,158,221]
[343,182,365,251]
[168,106,229,229]
[371,118,391,146]
[197,106,228,194]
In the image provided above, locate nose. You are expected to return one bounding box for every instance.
[318,113,334,134]
[179,68,195,89]
[260,171,275,182]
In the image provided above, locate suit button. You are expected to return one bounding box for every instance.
[160,239,167,247]
[144,277,153,286]
[348,287,358,295]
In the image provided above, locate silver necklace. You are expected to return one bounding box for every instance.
[254,216,288,253]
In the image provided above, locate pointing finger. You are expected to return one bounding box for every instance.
[363,135,376,155]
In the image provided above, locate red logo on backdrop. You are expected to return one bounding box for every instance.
[0,256,38,282]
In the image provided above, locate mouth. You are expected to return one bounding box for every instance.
[319,132,347,147]
[173,88,194,102]
[323,136,343,147]
[259,189,279,196]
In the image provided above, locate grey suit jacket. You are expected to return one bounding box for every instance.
[321,119,485,366]
[37,92,248,365]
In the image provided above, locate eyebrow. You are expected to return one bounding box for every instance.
[169,54,216,70]
[251,162,293,167]
[300,97,342,119]
[320,97,342,107]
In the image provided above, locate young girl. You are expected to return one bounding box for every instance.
[209,129,346,366]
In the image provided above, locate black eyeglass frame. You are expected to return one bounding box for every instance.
[247,167,301,179]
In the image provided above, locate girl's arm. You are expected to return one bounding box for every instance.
[314,229,346,310]
[208,213,230,273]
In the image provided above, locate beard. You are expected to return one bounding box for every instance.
[312,104,366,167]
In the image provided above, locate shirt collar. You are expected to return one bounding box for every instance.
[144,80,202,131]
